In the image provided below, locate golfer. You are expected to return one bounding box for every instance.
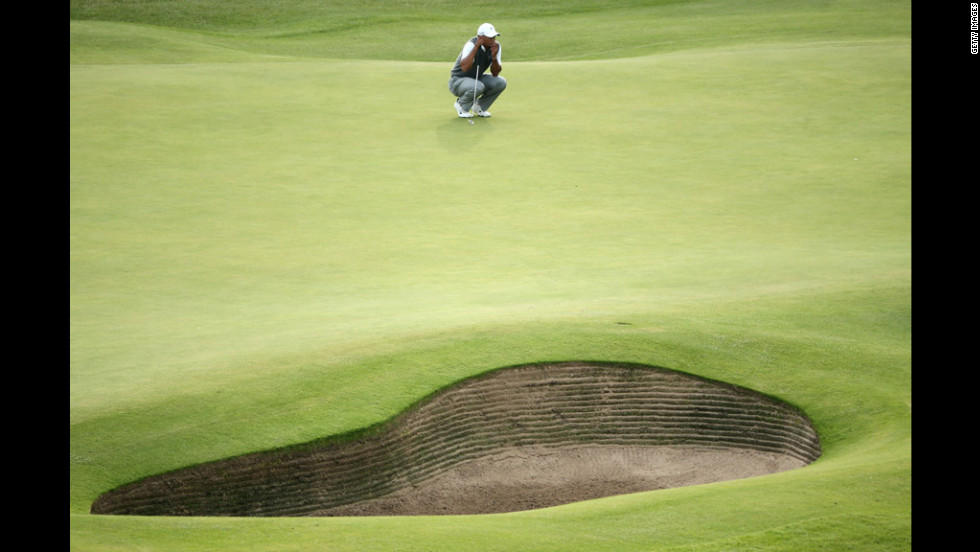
[449,23,507,118]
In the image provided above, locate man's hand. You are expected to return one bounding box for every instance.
[488,40,502,76]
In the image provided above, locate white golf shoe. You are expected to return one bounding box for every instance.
[474,103,492,117]
[454,101,474,118]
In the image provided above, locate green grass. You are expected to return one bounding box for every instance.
[71,1,910,550]
[69,0,911,62]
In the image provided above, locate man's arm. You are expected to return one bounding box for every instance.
[490,42,502,76]
[459,41,478,72]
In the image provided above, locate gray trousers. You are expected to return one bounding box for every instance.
[449,74,507,112]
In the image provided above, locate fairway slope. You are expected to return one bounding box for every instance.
[91,362,819,516]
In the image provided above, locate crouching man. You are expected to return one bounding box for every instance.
[449,23,507,118]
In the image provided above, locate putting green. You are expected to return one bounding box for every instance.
[71,4,910,549]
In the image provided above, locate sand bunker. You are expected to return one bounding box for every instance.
[91,361,821,516]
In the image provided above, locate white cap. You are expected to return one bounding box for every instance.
[477,23,500,37]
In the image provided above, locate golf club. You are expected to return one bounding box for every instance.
[472,63,479,123]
